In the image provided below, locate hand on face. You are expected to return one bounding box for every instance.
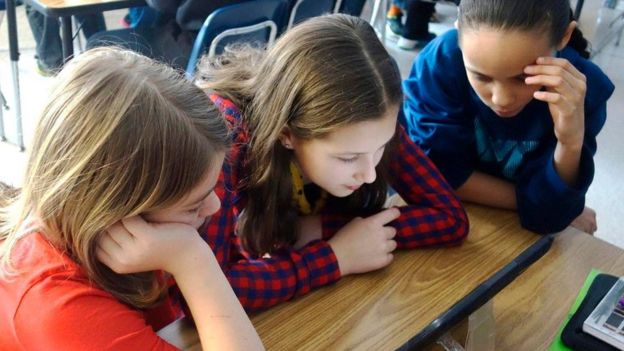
[96,216,207,276]
[328,207,400,276]
[524,57,587,148]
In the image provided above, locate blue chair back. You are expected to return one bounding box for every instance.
[185,0,289,78]
[287,0,340,29]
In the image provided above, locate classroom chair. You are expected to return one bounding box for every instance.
[185,0,289,78]
[287,0,342,30]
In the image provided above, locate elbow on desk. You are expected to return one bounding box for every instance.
[446,208,470,246]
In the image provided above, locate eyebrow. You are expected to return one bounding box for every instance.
[466,67,526,79]
[335,136,394,156]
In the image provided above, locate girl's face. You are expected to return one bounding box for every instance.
[460,27,553,118]
[284,106,398,197]
[143,152,224,230]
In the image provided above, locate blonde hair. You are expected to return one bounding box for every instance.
[0,47,229,308]
[197,14,402,255]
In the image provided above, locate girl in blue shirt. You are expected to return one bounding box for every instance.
[401,0,614,235]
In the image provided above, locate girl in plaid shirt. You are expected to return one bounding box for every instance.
[188,14,469,311]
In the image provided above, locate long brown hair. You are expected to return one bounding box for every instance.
[197,14,402,256]
[0,47,230,308]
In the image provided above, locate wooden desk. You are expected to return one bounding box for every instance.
[159,204,547,350]
[494,227,624,350]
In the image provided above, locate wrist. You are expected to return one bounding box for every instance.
[328,241,350,276]
[167,240,214,277]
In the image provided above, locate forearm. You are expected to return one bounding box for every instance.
[455,171,517,210]
[553,141,582,187]
[173,246,263,351]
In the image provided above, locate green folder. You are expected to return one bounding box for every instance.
[548,269,602,351]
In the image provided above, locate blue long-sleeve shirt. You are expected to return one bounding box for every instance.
[401,29,614,234]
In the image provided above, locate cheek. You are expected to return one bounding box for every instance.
[468,79,491,99]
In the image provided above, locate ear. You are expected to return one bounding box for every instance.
[279,127,295,150]
[557,21,577,50]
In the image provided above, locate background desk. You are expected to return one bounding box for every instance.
[159,204,545,350]
[4,0,145,149]
[20,0,146,59]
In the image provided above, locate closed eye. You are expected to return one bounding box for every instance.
[474,73,492,82]
[338,156,358,163]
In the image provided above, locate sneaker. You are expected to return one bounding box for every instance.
[397,32,436,50]
[120,14,132,29]
[35,59,58,77]
[386,13,404,41]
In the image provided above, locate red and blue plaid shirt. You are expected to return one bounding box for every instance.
[202,95,469,312]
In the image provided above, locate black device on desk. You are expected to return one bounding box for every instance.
[397,234,556,350]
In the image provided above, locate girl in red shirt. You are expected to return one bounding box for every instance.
[0,47,262,350]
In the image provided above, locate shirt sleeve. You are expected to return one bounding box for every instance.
[14,277,179,351]
[515,100,609,234]
[224,237,341,312]
[389,127,469,247]
[401,30,476,188]
[204,125,341,312]
[205,199,341,312]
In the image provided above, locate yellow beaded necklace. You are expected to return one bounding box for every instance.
[289,161,327,215]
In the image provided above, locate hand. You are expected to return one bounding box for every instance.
[570,206,597,235]
[525,57,587,148]
[328,207,400,276]
[96,216,208,276]
[294,215,322,249]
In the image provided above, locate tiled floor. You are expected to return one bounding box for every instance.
[0,2,622,247]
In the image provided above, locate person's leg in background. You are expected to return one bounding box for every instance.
[398,0,436,50]
[386,1,405,39]
[26,7,106,76]
[339,0,367,16]
[75,13,106,39]
[25,5,63,76]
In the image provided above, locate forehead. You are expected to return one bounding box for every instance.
[460,28,552,77]
[315,107,398,152]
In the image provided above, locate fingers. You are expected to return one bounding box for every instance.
[120,216,152,240]
[370,207,401,226]
[106,221,135,247]
[533,90,567,104]
[384,226,397,239]
[524,58,586,101]
[386,239,397,252]
[527,56,586,82]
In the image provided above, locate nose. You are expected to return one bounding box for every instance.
[355,157,377,184]
[491,83,515,109]
[198,192,221,218]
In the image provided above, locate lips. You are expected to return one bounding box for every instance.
[494,108,520,117]
[346,185,362,191]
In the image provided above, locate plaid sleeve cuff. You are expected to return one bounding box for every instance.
[300,240,342,288]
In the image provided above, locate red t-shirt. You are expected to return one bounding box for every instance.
[0,233,181,350]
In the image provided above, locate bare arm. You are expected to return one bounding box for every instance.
[97,217,264,351]
[172,246,264,351]
[455,171,517,210]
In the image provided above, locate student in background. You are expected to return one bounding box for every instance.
[25,7,105,76]
[189,14,468,311]
[401,0,614,235]
[87,0,248,69]
[387,0,438,50]
[0,48,263,350]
